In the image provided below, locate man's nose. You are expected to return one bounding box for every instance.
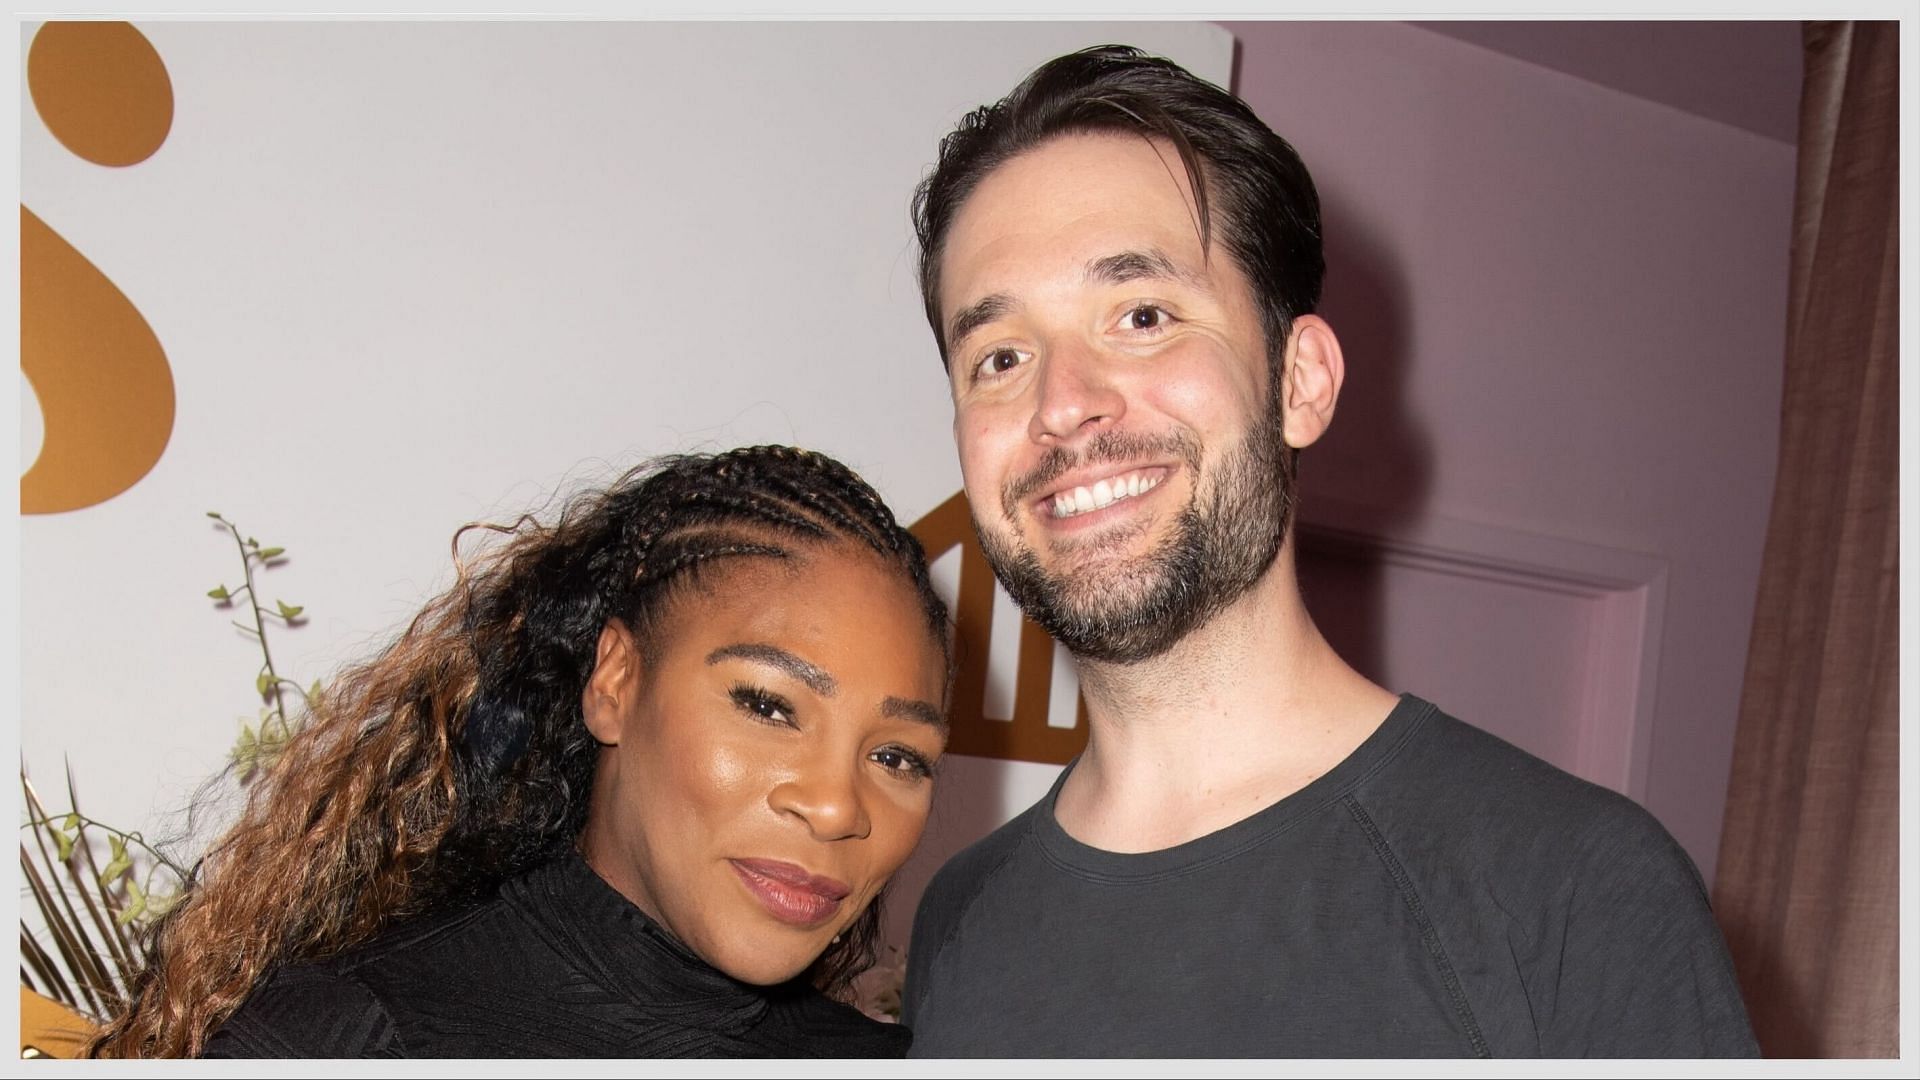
[1028,341,1126,444]
[768,757,871,843]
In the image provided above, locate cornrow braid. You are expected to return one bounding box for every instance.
[90,445,950,1058]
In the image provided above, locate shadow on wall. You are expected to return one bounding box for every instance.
[1294,188,1432,687]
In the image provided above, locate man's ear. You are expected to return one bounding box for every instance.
[1278,314,1345,451]
[581,619,641,746]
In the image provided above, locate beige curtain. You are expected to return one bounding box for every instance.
[1713,21,1899,1059]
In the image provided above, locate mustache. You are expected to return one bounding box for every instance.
[1001,430,1201,520]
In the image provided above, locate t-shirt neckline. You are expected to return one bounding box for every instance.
[1030,692,1437,883]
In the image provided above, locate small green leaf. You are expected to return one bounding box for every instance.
[206,511,222,519]
[247,537,259,548]
[98,852,131,887]
[61,812,80,832]
[116,884,146,926]
[232,724,259,771]
[258,547,285,560]
[255,672,273,696]
[276,601,304,619]
[108,834,127,861]
[53,829,75,863]
[144,889,180,919]
[207,585,231,601]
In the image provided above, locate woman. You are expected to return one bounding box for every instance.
[90,446,951,1058]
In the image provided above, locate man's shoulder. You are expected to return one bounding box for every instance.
[1368,699,1702,893]
[1365,700,1755,1056]
[901,794,1048,1028]
[916,796,1045,920]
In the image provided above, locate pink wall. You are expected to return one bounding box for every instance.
[1221,21,1794,884]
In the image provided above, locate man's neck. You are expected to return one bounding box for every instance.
[1055,542,1400,853]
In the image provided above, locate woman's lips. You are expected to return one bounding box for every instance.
[729,859,849,928]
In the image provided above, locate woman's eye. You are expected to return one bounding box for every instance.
[1126,305,1168,331]
[730,686,796,728]
[870,746,934,779]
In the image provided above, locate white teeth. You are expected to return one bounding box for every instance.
[1049,472,1163,518]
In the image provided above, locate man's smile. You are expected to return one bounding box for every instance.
[1042,465,1170,519]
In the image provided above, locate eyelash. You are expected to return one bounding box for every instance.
[729,684,937,780]
[1122,303,1173,333]
[730,684,797,728]
[971,346,1029,385]
[871,745,936,780]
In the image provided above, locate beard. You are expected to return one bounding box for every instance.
[975,389,1297,666]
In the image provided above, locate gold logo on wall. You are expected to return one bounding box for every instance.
[910,492,1088,765]
[22,21,176,515]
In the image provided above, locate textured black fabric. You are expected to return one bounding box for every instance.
[904,695,1759,1058]
[204,851,909,1058]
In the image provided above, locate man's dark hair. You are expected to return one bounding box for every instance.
[911,44,1324,370]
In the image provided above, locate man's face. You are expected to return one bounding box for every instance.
[938,132,1294,664]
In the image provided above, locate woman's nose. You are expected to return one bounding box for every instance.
[768,759,871,842]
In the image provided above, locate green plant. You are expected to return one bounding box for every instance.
[18,773,189,1021]
[203,510,319,779]
[19,512,322,1020]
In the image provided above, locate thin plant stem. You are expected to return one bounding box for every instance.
[18,844,106,1017]
[19,868,82,1009]
[220,520,291,729]
[33,779,135,995]
[54,774,140,985]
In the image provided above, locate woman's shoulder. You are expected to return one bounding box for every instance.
[201,898,506,1058]
[764,985,914,1058]
[202,962,403,1058]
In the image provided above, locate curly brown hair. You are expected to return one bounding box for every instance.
[88,446,950,1058]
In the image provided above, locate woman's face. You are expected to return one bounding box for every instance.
[579,546,948,986]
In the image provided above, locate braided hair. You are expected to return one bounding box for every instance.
[91,446,950,1058]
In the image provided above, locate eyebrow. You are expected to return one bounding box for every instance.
[946,248,1200,351]
[706,643,836,696]
[882,696,947,731]
[1086,248,1194,287]
[946,292,1016,352]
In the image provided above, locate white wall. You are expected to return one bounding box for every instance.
[18,21,1229,863]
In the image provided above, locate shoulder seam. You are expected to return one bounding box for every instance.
[1343,793,1491,1059]
[336,964,408,1058]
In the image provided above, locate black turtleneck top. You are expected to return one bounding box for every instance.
[201,852,910,1058]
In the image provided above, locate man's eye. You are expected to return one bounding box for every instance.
[1126,305,1167,331]
[976,348,1026,379]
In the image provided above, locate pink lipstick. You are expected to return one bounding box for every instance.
[729,859,849,928]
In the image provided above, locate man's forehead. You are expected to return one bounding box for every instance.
[939,135,1210,306]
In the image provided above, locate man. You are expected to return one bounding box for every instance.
[901,46,1757,1058]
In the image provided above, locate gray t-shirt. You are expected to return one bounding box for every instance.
[903,695,1758,1058]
